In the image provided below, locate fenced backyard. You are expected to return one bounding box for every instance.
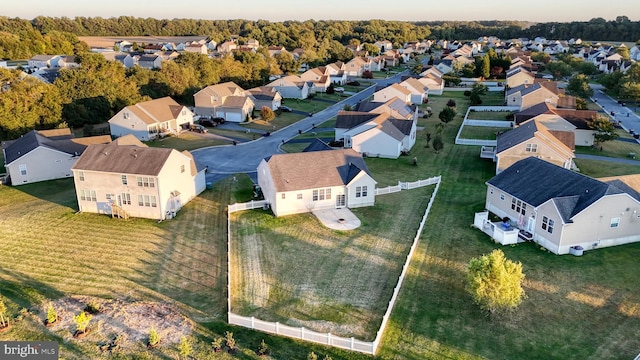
[227,176,441,354]
[455,106,516,146]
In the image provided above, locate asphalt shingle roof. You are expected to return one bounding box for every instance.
[487,157,626,222]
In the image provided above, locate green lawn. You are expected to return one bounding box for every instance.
[575,130,640,160]
[575,158,640,178]
[466,111,513,121]
[230,187,433,341]
[458,126,507,140]
[145,132,232,151]
[1,89,640,359]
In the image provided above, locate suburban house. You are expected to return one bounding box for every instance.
[184,43,207,54]
[1,129,111,185]
[417,74,444,95]
[136,54,163,69]
[334,111,416,158]
[102,52,135,68]
[193,82,254,122]
[420,66,443,79]
[257,149,377,217]
[506,66,535,88]
[506,83,559,111]
[477,157,640,255]
[299,67,331,93]
[246,87,283,111]
[265,75,310,99]
[28,55,61,70]
[217,41,237,53]
[515,102,597,146]
[71,135,206,220]
[355,98,418,121]
[325,62,348,85]
[109,97,194,141]
[374,40,393,52]
[399,78,429,104]
[373,84,412,104]
[494,118,575,174]
[433,59,453,74]
[345,57,367,77]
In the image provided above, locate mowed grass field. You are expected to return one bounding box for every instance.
[1,87,640,359]
[230,187,433,340]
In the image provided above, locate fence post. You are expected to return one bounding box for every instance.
[275,322,279,334]
[251,316,255,329]
[301,327,305,339]
[351,337,355,350]
[327,332,331,345]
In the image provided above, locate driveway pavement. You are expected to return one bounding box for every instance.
[192,70,409,183]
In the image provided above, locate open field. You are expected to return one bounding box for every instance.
[230,187,432,341]
[1,88,640,359]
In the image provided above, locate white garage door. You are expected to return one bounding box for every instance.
[224,111,243,122]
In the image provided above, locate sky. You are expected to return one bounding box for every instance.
[4,0,639,23]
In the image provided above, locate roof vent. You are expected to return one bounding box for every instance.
[585,189,589,193]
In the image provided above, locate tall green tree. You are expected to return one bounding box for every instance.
[480,54,491,79]
[467,249,526,314]
[589,114,619,146]
[438,106,456,126]
[566,74,594,99]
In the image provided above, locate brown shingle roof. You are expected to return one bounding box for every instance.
[126,97,184,125]
[72,137,175,176]
[264,149,371,192]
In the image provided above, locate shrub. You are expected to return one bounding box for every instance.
[463,90,471,96]
[326,83,335,94]
[178,336,192,358]
[212,337,224,352]
[224,331,236,349]
[148,327,160,346]
[446,99,456,107]
[256,339,270,356]
[470,92,482,105]
[85,300,100,314]
[73,311,92,334]
[46,303,57,325]
[362,70,373,79]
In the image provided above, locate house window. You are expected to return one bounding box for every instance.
[19,164,27,176]
[525,143,538,152]
[297,194,303,200]
[356,186,362,198]
[78,171,85,181]
[361,186,367,197]
[80,189,97,202]
[610,217,620,228]
[490,188,494,195]
[511,198,526,215]
[181,110,186,116]
[281,193,286,199]
[151,196,157,207]
[121,193,131,205]
[313,190,318,201]
[138,194,157,207]
[312,188,330,201]
[500,194,505,200]
[138,194,144,206]
[137,176,155,188]
[181,165,185,173]
[542,216,554,234]
[123,112,130,119]
[121,175,128,185]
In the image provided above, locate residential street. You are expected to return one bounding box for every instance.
[591,84,640,142]
[192,70,409,183]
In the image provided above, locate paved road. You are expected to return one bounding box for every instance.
[591,85,640,143]
[192,70,409,183]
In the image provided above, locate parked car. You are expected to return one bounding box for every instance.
[618,100,626,106]
[279,106,292,112]
[189,124,208,133]
[347,81,360,86]
[212,117,226,124]
[334,87,345,93]
[199,118,217,127]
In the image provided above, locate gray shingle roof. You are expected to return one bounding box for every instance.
[487,157,626,222]
[496,121,536,153]
[302,139,333,152]
[335,112,379,129]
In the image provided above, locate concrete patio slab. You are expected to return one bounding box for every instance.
[312,208,361,230]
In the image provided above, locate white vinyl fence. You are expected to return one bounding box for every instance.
[226,177,442,355]
[375,176,439,195]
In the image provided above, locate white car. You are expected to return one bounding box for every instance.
[334,87,345,93]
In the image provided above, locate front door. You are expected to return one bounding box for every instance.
[336,194,346,208]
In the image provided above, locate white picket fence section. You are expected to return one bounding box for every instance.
[375,176,439,195]
[228,200,268,212]
[226,177,443,355]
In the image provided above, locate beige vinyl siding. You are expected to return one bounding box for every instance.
[7,146,77,185]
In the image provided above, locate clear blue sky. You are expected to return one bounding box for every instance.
[4,0,638,23]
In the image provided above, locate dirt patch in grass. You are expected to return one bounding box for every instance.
[43,296,192,349]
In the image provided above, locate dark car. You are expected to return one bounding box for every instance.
[189,124,208,133]
[211,117,226,124]
[199,118,217,127]
[279,106,292,112]
[618,101,626,106]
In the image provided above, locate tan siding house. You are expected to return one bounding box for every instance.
[71,135,205,220]
[482,157,640,255]
[373,83,412,104]
[193,82,254,122]
[109,97,194,141]
[2,129,111,185]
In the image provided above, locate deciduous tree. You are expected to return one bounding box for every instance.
[589,114,619,145]
[260,106,275,122]
[467,249,526,314]
[567,74,594,99]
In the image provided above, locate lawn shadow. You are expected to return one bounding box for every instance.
[13,178,79,210]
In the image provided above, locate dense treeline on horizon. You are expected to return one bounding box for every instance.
[1,16,639,50]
